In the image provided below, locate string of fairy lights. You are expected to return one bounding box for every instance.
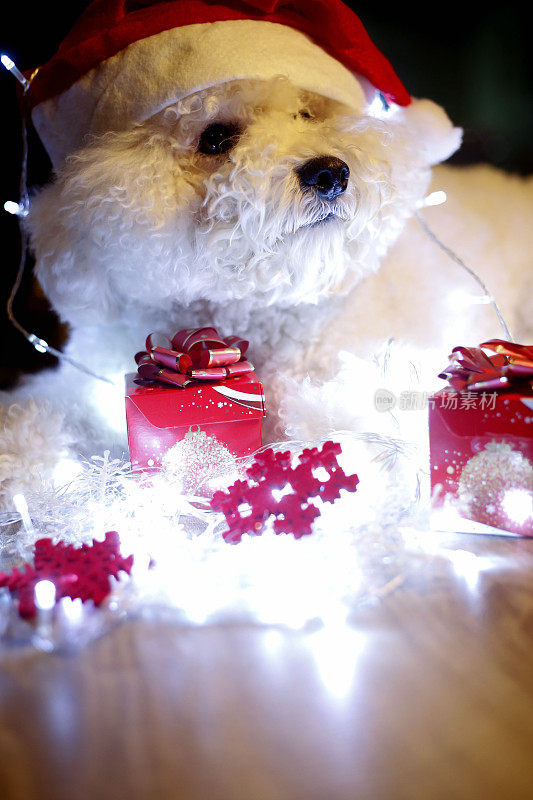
[1,54,114,384]
[0,52,528,651]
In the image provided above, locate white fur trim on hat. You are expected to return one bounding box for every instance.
[399,98,463,165]
[32,19,367,168]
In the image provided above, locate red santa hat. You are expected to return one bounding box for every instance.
[25,1,457,168]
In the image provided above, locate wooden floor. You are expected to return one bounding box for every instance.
[1,535,533,800]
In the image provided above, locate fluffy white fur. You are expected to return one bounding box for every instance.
[0,77,531,507]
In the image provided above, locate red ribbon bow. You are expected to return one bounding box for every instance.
[135,327,254,388]
[439,339,533,392]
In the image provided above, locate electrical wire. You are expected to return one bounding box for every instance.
[3,58,113,385]
[415,209,514,342]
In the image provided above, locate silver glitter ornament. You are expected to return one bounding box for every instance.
[161,427,239,496]
[458,441,533,533]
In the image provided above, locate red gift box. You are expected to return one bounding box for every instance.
[430,340,533,535]
[125,372,266,472]
[429,388,533,535]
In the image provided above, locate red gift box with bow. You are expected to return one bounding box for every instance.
[125,327,266,471]
[429,340,533,535]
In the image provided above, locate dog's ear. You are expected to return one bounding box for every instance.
[26,179,121,327]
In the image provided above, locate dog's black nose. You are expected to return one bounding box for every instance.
[297,156,350,200]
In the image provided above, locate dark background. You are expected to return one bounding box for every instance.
[1,2,531,387]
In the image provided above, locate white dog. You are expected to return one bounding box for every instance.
[1,1,531,506]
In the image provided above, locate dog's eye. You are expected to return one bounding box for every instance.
[299,110,313,119]
[198,123,239,155]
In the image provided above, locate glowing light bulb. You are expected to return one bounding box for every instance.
[34,580,56,611]
[367,91,396,118]
[447,288,492,310]
[1,54,29,88]
[28,334,49,353]
[1,54,15,70]
[4,200,25,216]
[502,488,533,526]
[12,493,35,536]
[59,597,84,624]
[417,190,447,209]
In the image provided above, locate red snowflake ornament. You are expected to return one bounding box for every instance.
[211,441,359,543]
[0,531,134,619]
